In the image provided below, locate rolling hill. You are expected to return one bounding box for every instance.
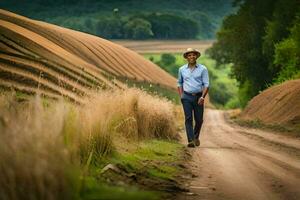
[0,9,176,103]
[240,79,300,132]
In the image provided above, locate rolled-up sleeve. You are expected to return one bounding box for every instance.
[177,68,183,87]
[202,68,209,87]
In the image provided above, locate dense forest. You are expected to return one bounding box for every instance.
[207,0,300,107]
[0,0,234,39]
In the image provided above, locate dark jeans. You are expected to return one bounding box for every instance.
[181,93,204,142]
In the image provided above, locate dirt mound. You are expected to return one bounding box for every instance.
[0,9,176,103]
[240,79,300,129]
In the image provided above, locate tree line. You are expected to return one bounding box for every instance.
[47,12,205,40]
[93,12,200,39]
[0,0,234,40]
[207,0,300,107]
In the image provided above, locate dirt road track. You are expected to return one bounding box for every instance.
[176,109,300,200]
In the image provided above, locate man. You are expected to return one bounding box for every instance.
[177,48,209,148]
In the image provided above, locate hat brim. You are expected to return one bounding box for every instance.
[183,51,201,58]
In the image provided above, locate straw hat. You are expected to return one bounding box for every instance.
[183,48,201,58]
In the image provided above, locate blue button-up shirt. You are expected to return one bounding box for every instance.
[177,63,209,93]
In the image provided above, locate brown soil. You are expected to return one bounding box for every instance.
[240,80,300,131]
[0,9,177,102]
[176,108,300,200]
[112,39,214,53]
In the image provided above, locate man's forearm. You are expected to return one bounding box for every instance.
[178,86,183,97]
[201,87,209,98]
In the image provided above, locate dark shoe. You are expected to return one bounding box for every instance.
[195,139,200,146]
[187,142,195,148]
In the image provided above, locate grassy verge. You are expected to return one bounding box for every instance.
[118,78,180,104]
[0,89,186,200]
[78,139,185,200]
[225,111,300,138]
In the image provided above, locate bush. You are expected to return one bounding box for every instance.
[161,54,176,66]
[209,81,232,106]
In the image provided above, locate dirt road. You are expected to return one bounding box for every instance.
[176,108,300,200]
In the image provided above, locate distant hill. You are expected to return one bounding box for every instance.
[0,9,176,103]
[0,0,235,40]
[240,80,300,132]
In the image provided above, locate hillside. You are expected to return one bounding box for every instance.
[0,9,176,103]
[240,79,300,131]
[112,40,213,53]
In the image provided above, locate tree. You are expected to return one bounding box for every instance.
[208,0,300,107]
[135,13,199,39]
[208,0,278,106]
[262,0,300,79]
[95,18,123,39]
[188,11,215,39]
[123,18,153,39]
[273,14,300,83]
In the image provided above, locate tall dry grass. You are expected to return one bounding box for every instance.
[0,94,72,200]
[0,88,178,200]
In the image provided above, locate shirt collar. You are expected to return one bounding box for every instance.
[185,63,199,68]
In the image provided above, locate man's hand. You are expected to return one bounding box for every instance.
[198,96,205,105]
[178,86,183,99]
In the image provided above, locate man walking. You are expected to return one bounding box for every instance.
[177,48,209,147]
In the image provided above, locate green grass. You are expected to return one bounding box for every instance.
[147,165,177,180]
[109,139,183,175]
[80,177,160,200]
[80,139,184,200]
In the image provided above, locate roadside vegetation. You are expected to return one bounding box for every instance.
[123,79,180,104]
[0,88,185,200]
[143,53,239,109]
[207,0,300,107]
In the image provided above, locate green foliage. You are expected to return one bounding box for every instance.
[273,15,300,83]
[81,139,183,199]
[207,63,239,109]
[263,0,300,78]
[0,0,235,40]
[152,53,178,77]
[80,177,159,200]
[186,11,216,39]
[123,18,153,39]
[111,139,182,178]
[209,80,232,106]
[224,96,240,109]
[96,17,123,39]
[238,80,255,108]
[208,0,300,106]
[137,13,199,39]
[161,54,176,66]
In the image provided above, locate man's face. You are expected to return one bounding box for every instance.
[186,52,197,63]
